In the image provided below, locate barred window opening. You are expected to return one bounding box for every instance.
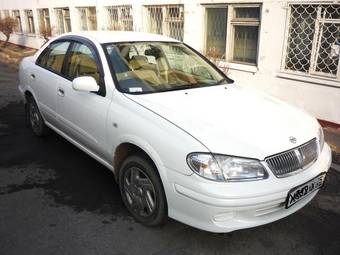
[205,8,227,58]
[3,10,10,18]
[284,4,340,80]
[25,10,35,34]
[12,10,22,33]
[231,7,260,65]
[55,8,71,34]
[204,5,261,65]
[145,5,184,41]
[38,8,51,36]
[107,5,133,31]
[78,7,97,31]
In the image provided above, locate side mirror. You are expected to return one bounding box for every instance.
[72,76,99,92]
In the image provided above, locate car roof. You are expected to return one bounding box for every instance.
[58,31,180,44]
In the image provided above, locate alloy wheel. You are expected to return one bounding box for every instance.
[123,166,156,217]
[29,102,41,132]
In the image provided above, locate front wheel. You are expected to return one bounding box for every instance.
[119,155,167,226]
[26,96,49,137]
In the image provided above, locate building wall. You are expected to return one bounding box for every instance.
[0,0,339,124]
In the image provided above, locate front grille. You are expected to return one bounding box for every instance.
[265,139,318,177]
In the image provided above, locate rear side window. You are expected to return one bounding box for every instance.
[36,41,70,74]
[36,47,51,67]
[65,42,100,83]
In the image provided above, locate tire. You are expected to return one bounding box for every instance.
[26,96,49,137]
[119,155,167,226]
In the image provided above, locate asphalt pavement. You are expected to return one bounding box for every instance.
[1,60,340,255]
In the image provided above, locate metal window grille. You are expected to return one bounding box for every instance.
[38,9,51,36]
[107,5,133,31]
[25,10,35,34]
[79,8,88,30]
[230,6,260,65]
[284,4,340,80]
[12,10,22,33]
[145,5,184,41]
[205,7,227,58]
[55,8,71,34]
[3,10,10,17]
[78,7,97,31]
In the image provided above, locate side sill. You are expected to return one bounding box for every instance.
[45,121,114,173]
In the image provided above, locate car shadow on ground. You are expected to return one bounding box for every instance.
[0,102,127,217]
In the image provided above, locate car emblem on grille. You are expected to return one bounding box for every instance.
[289,136,297,144]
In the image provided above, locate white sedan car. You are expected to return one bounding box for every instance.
[18,31,332,233]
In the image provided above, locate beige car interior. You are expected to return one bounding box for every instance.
[67,52,100,83]
[116,45,197,87]
[47,53,65,73]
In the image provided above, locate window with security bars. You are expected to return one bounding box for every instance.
[55,8,71,34]
[204,5,261,65]
[107,5,133,31]
[12,10,22,33]
[284,4,340,80]
[145,5,184,41]
[38,9,51,36]
[78,7,97,31]
[24,10,35,34]
[3,10,10,17]
[231,7,260,64]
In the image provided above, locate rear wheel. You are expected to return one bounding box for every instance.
[119,155,167,226]
[26,96,49,137]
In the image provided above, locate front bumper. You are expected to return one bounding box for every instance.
[162,144,332,233]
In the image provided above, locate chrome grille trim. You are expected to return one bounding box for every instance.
[265,139,318,178]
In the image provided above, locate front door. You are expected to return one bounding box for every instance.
[56,41,111,157]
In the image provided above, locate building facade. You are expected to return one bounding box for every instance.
[0,0,339,125]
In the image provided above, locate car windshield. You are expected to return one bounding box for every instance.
[103,42,232,94]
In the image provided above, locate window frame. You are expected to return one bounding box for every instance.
[144,4,185,41]
[36,40,72,76]
[281,3,340,83]
[3,10,10,17]
[203,3,262,67]
[106,5,134,31]
[63,42,101,87]
[77,6,97,31]
[24,9,35,34]
[12,10,22,33]
[54,8,72,34]
[38,8,51,36]
[35,36,106,96]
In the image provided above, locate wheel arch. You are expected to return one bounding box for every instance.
[23,88,38,105]
[113,139,165,182]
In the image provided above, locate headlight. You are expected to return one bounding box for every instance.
[187,153,268,182]
[318,127,325,152]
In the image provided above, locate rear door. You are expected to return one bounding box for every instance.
[33,41,71,125]
[56,39,111,157]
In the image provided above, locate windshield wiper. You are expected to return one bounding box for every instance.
[158,84,205,93]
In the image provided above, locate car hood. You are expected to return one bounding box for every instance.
[125,85,319,160]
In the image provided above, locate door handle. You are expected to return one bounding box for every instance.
[57,88,65,97]
[30,74,35,79]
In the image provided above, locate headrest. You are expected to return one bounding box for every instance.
[130,55,149,69]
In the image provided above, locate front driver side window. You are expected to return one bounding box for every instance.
[66,42,100,84]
